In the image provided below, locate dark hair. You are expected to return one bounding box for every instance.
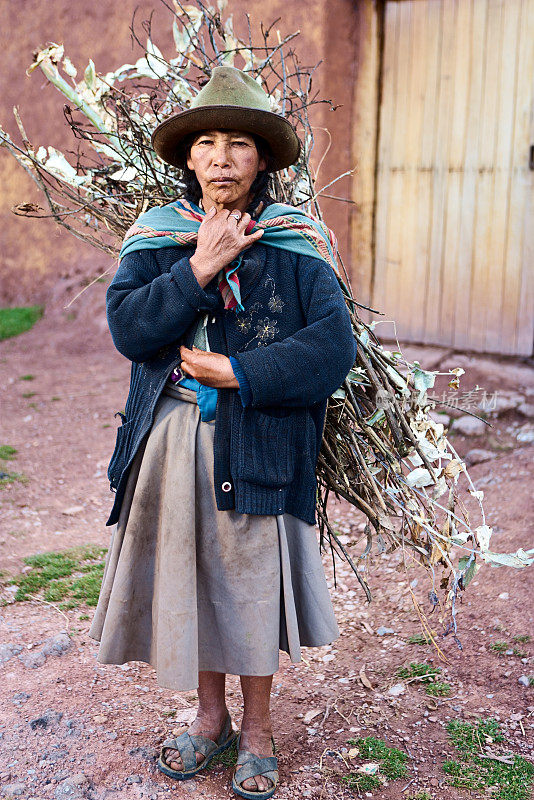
[175,130,275,218]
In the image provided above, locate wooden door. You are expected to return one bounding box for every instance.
[373,0,534,355]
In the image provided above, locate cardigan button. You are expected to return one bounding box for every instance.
[221,481,232,492]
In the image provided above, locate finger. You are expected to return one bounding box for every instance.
[228,210,243,226]
[201,206,217,222]
[244,228,264,242]
[236,212,251,232]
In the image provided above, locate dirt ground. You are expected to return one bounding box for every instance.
[0,289,533,800]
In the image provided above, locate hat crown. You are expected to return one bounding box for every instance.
[191,66,271,113]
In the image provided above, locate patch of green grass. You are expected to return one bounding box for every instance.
[343,772,382,792]
[43,578,71,603]
[342,736,409,791]
[0,306,43,340]
[490,641,528,658]
[22,391,36,399]
[4,544,107,608]
[0,471,28,487]
[0,445,17,461]
[490,641,510,653]
[396,662,441,683]
[70,565,106,606]
[406,792,432,800]
[442,717,534,800]
[19,374,35,381]
[512,634,531,644]
[405,633,432,645]
[51,396,61,402]
[425,681,451,697]
[207,738,239,771]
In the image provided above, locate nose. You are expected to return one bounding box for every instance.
[212,142,231,167]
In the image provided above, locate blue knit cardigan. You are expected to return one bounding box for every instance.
[105,241,356,526]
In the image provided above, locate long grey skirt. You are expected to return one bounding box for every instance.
[88,385,339,690]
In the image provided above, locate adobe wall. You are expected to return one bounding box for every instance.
[0,0,357,306]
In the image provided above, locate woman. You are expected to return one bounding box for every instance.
[89,66,356,800]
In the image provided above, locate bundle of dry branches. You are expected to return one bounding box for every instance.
[2,0,532,648]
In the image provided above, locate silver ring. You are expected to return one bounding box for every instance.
[229,211,241,221]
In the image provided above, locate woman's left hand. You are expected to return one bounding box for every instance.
[179,346,239,388]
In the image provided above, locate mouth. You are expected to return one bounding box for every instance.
[210,178,236,185]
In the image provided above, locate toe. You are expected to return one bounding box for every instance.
[164,748,182,770]
[240,775,272,793]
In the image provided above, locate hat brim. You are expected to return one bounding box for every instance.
[151,106,301,171]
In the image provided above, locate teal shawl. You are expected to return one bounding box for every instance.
[119,198,341,312]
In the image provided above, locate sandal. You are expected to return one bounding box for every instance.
[157,712,237,780]
[232,733,279,800]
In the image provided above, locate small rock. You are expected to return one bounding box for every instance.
[428,410,450,427]
[518,676,531,687]
[173,707,196,726]
[465,449,497,466]
[61,506,84,516]
[29,710,64,731]
[1,784,26,797]
[12,692,31,705]
[41,633,72,658]
[498,592,509,600]
[54,773,91,799]
[126,775,142,784]
[387,683,406,697]
[129,745,159,761]
[480,392,523,415]
[518,402,534,419]
[0,643,23,664]
[303,709,322,725]
[452,416,487,436]
[516,423,534,443]
[19,650,47,669]
[376,626,395,636]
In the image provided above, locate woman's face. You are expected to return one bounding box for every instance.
[186,129,267,212]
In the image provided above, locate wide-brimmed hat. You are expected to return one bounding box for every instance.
[151,66,301,171]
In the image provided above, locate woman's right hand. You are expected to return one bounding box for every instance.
[189,206,264,288]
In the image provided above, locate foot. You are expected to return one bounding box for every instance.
[238,725,275,793]
[162,708,230,771]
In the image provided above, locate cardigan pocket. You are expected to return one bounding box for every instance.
[236,408,297,488]
[107,420,132,488]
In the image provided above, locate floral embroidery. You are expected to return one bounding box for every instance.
[234,301,261,337]
[234,285,283,350]
[263,276,284,313]
[254,317,279,343]
[268,294,284,313]
[235,315,252,334]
